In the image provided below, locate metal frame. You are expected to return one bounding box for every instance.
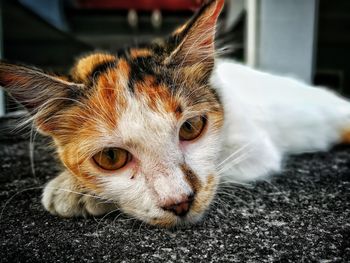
[0,1,4,117]
[245,0,318,84]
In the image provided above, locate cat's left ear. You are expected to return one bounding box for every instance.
[0,62,85,134]
[165,0,224,68]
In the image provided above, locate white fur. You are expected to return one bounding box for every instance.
[212,59,350,182]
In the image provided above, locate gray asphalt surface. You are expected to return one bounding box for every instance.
[1,113,349,262]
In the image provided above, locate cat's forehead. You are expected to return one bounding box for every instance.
[91,53,182,116]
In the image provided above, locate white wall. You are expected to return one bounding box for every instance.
[257,0,318,83]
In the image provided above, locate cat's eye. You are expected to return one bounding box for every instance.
[93,148,131,171]
[179,116,206,141]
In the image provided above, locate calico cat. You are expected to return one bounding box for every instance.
[1,0,350,227]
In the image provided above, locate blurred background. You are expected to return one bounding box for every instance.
[0,0,349,116]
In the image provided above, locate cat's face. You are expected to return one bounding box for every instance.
[60,52,224,226]
[0,0,224,227]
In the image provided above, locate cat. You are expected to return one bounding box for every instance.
[1,0,350,227]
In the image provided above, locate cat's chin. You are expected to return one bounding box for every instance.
[145,211,205,228]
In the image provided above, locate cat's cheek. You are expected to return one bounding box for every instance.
[181,135,220,180]
[97,174,157,215]
[189,174,218,218]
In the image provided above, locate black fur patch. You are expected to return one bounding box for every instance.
[90,60,117,83]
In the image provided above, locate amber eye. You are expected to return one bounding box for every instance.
[93,148,131,171]
[179,116,206,141]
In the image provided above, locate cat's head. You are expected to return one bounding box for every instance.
[0,0,225,227]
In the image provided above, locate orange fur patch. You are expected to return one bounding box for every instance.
[134,75,180,115]
[129,48,153,59]
[191,174,216,214]
[149,214,177,228]
[341,129,350,144]
[181,163,202,193]
[60,147,100,191]
[86,58,130,130]
[71,53,116,83]
[117,59,131,80]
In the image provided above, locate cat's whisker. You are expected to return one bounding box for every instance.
[43,187,107,200]
[137,220,146,239]
[213,192,251,214]
[210,200,231,219]
[216,150,252,175]
[0,186,46,222]
[217,158,248,178]
[94,207,122,244]
[29,120,38,181]
[216,141,254,169]
[112,211,125,226]
[217,180,254,190]
[262,179,290,202]
[217,189,253,201]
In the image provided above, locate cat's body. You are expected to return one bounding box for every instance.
[1,0,349,227]
[214,59,350,182]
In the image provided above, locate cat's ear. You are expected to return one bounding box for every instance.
[0,62,85,133]
[165,0,224,68]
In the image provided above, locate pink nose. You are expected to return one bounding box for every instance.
[162,194,194,217]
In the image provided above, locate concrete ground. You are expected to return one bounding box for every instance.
[0,114,349,262]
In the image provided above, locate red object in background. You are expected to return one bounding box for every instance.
[75,0,204,11]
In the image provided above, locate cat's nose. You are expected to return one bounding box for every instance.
[162,194,194,217]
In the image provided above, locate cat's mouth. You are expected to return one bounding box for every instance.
[145,174,218,228]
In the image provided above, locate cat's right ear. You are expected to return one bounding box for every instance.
[164,0,224,69]
[0,62,85,133]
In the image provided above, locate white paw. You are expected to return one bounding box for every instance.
[42,172,116,217]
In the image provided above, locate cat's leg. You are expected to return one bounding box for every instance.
[42,170,117,217]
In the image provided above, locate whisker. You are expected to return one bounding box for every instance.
[217,150,252,175]
[94,207,121,244]
[0,185,46,222]
[216,141,254,169]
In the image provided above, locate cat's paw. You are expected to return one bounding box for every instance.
[42,172,116,217]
